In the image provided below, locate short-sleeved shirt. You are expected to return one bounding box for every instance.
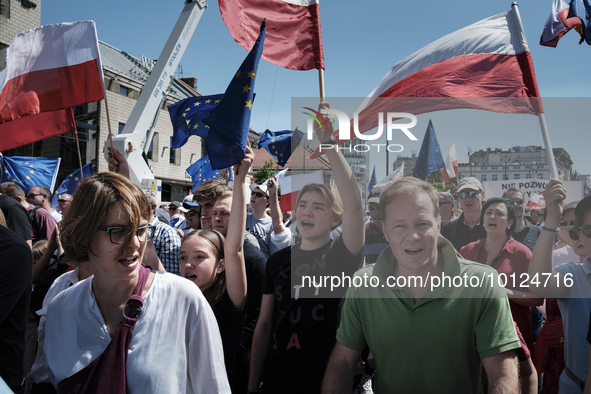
[440,213,487,251]
[337,236,520,394]
[512,221,541,252]
[150,217,181,275]
[0,194,32,242]
[246,214,273,257]
[28,206,57,243]
[460,237,536,353]
[261,236,363,393]
[552,257,591,391]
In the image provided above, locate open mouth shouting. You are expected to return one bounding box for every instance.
[185,274,197,281]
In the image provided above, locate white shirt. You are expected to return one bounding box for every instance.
[50,209,62,223]
[43,271,230,393]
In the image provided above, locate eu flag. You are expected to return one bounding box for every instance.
[50,163,94,208]
[368,166,377,193]
[568,0,591,45]
[187,155,232,193]
[168,93,224,149]
[257,128,304,167]
[1,156,61,193]
[412,120,444,180]
[203,20,266,170]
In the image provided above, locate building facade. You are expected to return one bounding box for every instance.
[0,0,41,71]
[458,146,575,183]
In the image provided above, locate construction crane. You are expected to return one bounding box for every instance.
[104,0,207,198]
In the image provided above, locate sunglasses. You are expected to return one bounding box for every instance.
[559,220,575,227]
[458,191,480,199]
[26,193,44,199]
[251,191,268,199]
[169,207,178,211]
[187,209,199,216]
[507,198,524,205]
[570,225,591,241]
[58,199,71,203]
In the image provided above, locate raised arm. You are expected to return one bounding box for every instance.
[224,145,252,309]
[528,179,569,298]
[321,341,361,394]
[267,176,286,235]
[318,102,364,255]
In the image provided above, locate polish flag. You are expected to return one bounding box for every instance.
[278,170,323,211]
[309,8,542,159]
[540,0,583,47]
[219,0,324,71]
[528,192,546,210]
[442,143,458,187]
[370,162,405,195]
[0,21,105,151]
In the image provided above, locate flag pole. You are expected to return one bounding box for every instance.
[318,68,326,102]
[511,2,558,179]
[73,128,84,178]
[103,91,114,152]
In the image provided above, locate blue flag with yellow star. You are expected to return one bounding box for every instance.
[412,120,444,180]
[1,156,61,193]
[203,20,266,170]
[168,94,224,149]
[368,166,377,193]
[257,128,304,167]
[187,155,233,193]
[50,163,94,208]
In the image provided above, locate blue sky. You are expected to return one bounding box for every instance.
[41,0,591,180]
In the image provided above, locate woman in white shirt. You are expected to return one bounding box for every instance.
[41,172,230,393]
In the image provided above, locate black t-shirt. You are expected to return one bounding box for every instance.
[213,290,246,384]
[0,194,32,242]
[588,314,591,345]
[441,213,486,251]
[0,225,33,394]
[241,241,266,351]
[260,236,363,393]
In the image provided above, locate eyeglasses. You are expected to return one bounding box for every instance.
[458,191,480,199]
[99,225,156,244]
[247,208,253,213]
[251,191,268,199]
[58,199,71,203]
[169,207,178,211]
[569,225,591,241]
[507,199,524,205]
[26,193,43,199]
[187,209,199,216]
[559,220,575,227]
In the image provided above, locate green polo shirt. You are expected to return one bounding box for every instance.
[336,236,520,393]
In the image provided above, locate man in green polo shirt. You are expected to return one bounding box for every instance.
[322,177,521,394]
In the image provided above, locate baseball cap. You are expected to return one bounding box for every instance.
[439,192,455,204]
[183,194,199,209]
[367,191,382,205]
[169,201,183,208]
[457,177,483,193]
[249,182,269,197]
[155,208,170,225]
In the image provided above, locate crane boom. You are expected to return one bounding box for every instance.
[104,0,207,188]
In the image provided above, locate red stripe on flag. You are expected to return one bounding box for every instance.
[0,109,76,151]
[0,59,104,122]
[219,0,325,70]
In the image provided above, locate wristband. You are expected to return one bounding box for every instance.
[541,225,559,232]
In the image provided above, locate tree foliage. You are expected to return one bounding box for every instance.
[253,160,275,184]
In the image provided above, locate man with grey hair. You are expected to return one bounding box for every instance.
[502,187,542,253]
[322,177,521,393]
[143,188,182,275]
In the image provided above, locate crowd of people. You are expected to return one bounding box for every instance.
[0,104,590,394]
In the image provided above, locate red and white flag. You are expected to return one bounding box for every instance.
[442,143,458,187]
[528,191,546,210]
[278,170,323,211]
[0,21,105,151]
[309,8,543,159]
[370,162,405,195]
[540,0,583,47]
[219,0,324,71]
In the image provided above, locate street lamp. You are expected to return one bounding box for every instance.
[501,155,511,180]
[470,163,474,177]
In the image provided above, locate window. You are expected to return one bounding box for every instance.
[118,123,125,134]
[514,174,520,180]
[503,174,508,180]
[146,131,156,161]
[492,174,498,181]
[0,0,10,17]
[480,167,487,171]
[169,137,177,165]
[526,174,532,179]
[120,85,129,97]
[481,175,487,182]
[537,174,544,179]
